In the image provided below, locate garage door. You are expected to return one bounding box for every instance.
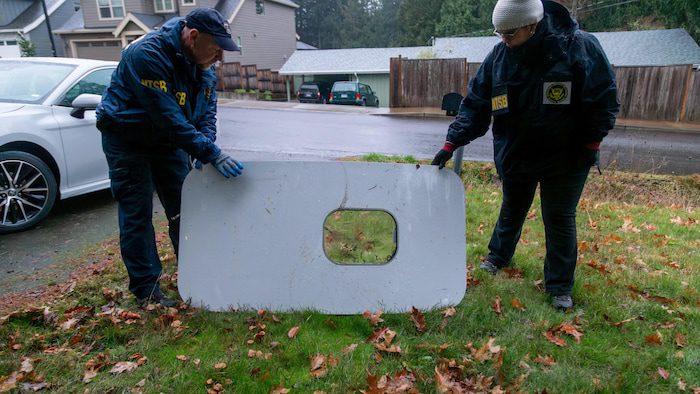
[0,40,20,58]
[75,40,121,61]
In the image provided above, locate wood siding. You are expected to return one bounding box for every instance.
[0,0,33,25]
[223,0,296,71]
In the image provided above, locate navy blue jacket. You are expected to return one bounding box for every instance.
[447,0,619,176]
[96,17,220,163]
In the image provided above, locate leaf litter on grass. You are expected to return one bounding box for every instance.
[1,159,699,392]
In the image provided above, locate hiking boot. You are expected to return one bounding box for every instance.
[480,259,499,275]
[552,294,573,311]
[137,289,178,308]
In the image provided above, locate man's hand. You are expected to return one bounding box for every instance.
[213,153,244,178]
[431,142,457,169]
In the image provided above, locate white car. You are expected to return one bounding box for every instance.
[0,57,117,233]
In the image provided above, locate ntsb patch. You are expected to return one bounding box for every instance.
[543,81,571,104]
[491,94,509,112]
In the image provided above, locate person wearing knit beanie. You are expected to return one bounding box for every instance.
[491,0,544,48]
[432,0,619,311]
[492,0,544,31]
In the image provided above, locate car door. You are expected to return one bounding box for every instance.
[366,85,377,105]
[52,67,114,191]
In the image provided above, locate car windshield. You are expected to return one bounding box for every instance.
[333,82,356,91]
[0,61,76,103]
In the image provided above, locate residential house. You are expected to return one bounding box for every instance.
[54,0,297,71]
[280,28,700,108]
[0,0,78,57]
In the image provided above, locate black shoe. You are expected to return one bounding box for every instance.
[552,294,573,311]
[137,289,178,308]
[479,259,499,275]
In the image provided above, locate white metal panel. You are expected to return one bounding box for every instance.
[178,161,466,314]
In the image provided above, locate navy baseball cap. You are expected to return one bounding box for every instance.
[185,8,239,51]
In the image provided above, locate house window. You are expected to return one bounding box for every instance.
[255,0,264,14]
[181,0,195,5]
[97,0,124,19]
[154,0,175,13]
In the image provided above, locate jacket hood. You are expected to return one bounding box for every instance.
[507,0,577,65]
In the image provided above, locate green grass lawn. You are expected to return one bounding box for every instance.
[1,155,699,393]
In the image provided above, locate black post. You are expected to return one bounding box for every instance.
[40,0,57,57]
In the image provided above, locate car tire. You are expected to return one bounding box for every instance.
[361,99,366,107]
[375,99,380,108]
[0,151,58,234]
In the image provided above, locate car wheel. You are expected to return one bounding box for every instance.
[375,99,380,108]
[361,99,366,107]
[0,151,58,234]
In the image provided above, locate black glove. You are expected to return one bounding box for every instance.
[579,142,601,174]
[213,153,244,178]
[431,142,456,169]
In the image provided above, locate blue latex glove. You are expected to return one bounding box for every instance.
[212,153,244,178]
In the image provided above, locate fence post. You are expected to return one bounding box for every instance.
[679,64,693,122]
[453,146,464,176]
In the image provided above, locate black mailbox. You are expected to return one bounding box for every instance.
[441,92,463,116]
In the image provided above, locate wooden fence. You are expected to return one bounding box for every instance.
[216,62,293,96]
[391,57,700,123]
[390,57,474,108]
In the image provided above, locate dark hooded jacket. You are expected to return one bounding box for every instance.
[96,17,220,163]
[446,0,619,176]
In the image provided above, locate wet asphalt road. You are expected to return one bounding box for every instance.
[1,104,698,295]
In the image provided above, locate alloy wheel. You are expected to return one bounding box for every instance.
[0,159,51,228]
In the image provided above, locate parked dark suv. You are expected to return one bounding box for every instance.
[329,81,380,107]
[296,81,331,104]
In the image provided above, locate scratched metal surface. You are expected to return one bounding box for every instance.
[178,161,466,314]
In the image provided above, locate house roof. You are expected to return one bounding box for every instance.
[297,41,317,50]
[434,28,700,66]
[279,46,434,75]
[282,29,700,75]
[0,0,67,33]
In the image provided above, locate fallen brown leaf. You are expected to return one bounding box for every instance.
[309,354,327,378]
[110,361,138,374]
[511,298,526,311]
[492,296,502,315]
[543,331,567,347]
[441,307,457,318]
[534,355,556,366]
[287,326,300,339]
[410,306,426,333]
[658,367,670,380]
[214,363,226,370]
[362,310,384,326]
[645,331,663,345]
[342,343,358,354]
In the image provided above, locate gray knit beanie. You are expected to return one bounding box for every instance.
[492,0,544,31]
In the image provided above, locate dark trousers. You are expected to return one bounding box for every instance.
[102,133,189,299]
[487,167,589,295]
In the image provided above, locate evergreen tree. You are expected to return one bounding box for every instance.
[17,33,36,57]
[396,0,445,46]
[435,0,496,37]
[295,0,346,48]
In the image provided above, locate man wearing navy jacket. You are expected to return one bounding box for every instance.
[97,8,243,307]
